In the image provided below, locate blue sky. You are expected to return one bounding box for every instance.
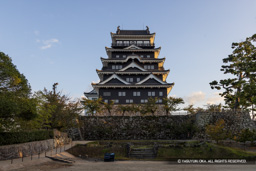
[0,0,255,108]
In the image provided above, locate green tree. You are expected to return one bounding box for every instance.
[103,100,114,115]
[0,52,36,131]
[0,52,31,97]
[209,34,256,112]
[140,97,158,116]
[183,104,203,115]
[206,119,227,144]
[118,105,130,116]
[162,96,184,115]
[81,97,102,116]
[205,103,222,112]
[37,83,82,131]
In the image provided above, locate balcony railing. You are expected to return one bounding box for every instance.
[112,43,155,47]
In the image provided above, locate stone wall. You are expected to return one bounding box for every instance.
[81,115,196,140]
[0,139,53,160]
[195,111,256,138]
[0,129,71,160]
[81,111,256,140]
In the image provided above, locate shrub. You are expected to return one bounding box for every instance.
[237,129,256,143]
[206,119,227,143]
[0,130,53,145]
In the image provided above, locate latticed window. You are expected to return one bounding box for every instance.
[133,92,140,96]
[103,92,111,96]
[126,99,133,103]
[148,92,155,96]
[118,92,126,96]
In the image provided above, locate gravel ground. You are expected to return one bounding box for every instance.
[5,158,256,171]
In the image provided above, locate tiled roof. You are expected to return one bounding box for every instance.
[84,89,97,95]
[117,30,149,35]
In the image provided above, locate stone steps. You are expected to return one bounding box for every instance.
[46,156,75,163]
[129,148,156,159]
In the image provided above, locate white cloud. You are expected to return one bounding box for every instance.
[184,91,205,105]
[206,92,224,105]
[92,80,100,84]
[40,38,59,50]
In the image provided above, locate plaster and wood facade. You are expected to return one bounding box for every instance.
[87,26,174,104]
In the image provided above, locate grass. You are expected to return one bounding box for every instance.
[157,143,256,160]
[67,140,256,161]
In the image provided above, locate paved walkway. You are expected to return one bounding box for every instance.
[0,141,92,171]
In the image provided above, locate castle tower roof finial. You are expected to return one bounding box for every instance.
[146,26,150,34]
[117,26,121,34]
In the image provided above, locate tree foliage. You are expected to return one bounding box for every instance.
[140,97,158,115]
[0,52,36,131]
[162,96,184,115]
[206,119,227,143]
[35,83,82,131]
[81,97,102,116]
[209,34,256,112]
[183,105,203,115]
[103,100,114,115]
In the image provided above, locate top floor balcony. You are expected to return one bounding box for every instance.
[112,42,155,49]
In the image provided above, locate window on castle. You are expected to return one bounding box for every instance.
[118,92,126,96]
[104,100,108,103]
[137,78,140,82]
[137,41,143,45]
[156,99,162,103]
[117,41,122,45]
[103,92,111,96]
[148,92,155,96]
[141,99,148,103]
[133,92,140,96]
[123,55,126,58]
[140,55,143,58]
[126,99,133,103]
[159,92,163,96]
[126,78,133,82]
[124,41,129,45]
[150,65,154,69]
[114,99,119,104]
[116,55,119,58]
[112,65,122,70]
[144,41,150,45]
[147,55,150,58]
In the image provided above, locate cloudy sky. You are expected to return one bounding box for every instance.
[1,0,255,108]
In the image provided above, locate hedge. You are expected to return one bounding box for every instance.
[0,130,54,145]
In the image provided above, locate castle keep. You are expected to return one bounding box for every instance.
[90,26,174,104]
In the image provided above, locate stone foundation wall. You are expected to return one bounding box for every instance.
[81,115,196,140]
[0,139,53,160]
[195,111,256,138]
[81,111,256,140]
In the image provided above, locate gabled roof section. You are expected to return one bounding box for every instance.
[120,62,146,72]
[84,89,97,95]
[124,45,142,50]
[100,55,165,63]
[136,74,167,85]
[99,74,130,85]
